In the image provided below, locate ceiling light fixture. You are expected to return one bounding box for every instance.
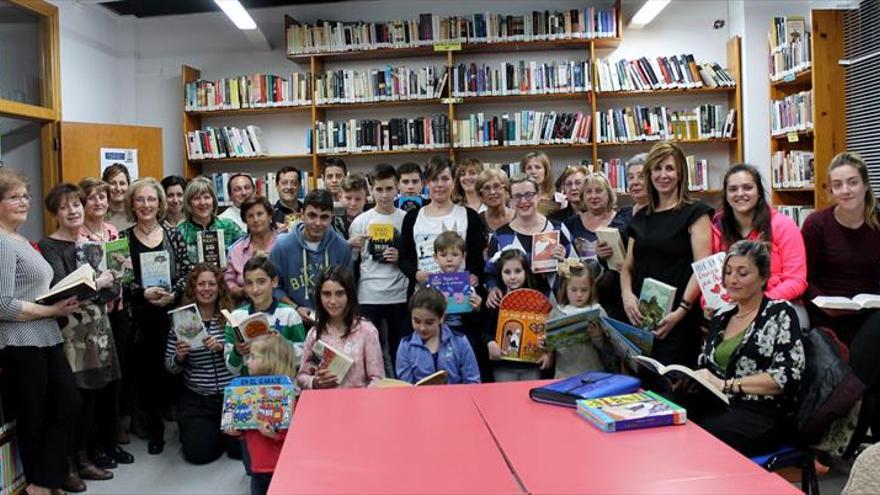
[215,0,257,30]
[629,0,671,29]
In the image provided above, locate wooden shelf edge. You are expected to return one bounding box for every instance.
[597,138,737,147]
[597,86,735,98]
[317,148,450,157]
[186,105,312,117]
[456,92,591,104]
[454,143,592,152]
[770,68,812,88]
[316,99,444,110]
[772,186,815,192]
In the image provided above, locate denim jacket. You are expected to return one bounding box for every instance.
[396,325,480,384]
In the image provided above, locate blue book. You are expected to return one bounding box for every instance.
[427,272,471,314]
[139,251,171,289]
[529,371,641,408]
[395,195,423,212]
[221,375,294,431]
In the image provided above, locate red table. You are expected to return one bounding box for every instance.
[269,381,801,495]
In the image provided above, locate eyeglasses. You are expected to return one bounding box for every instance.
[563,180,585,189]
[134,196,159,205]
[1,194,32,204]
[511,191,537,203]
[481,184,505,193]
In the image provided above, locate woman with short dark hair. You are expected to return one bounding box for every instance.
[225,195,277,302]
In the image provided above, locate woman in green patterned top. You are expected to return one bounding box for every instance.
[177,177,244,265]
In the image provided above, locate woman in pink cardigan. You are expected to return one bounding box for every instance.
[296,266,385,390]
[710,164,807,313]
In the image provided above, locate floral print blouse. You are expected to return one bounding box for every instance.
[699,297,805,406]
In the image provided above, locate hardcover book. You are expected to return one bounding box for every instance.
[221,375,294,430]
[692,252,732,310]
[104,238,134,285]
[368,223,395,261]
[36,264,97,305]
[529,371,641,407]
[309,339,354,380]
[139,251,172,289]
[427,271,471,314]
[576,390,687,432]
[531,231,560,274]
[543,307,603,350]
[168,303,208,350]
[594,227,626,272]
[197,230,227,268]
[395,195,424,212]
[220,310,274,343]
[602,316,655,372]
[638,277,677,330]
[75,241,107,272]
[494,289,553,363]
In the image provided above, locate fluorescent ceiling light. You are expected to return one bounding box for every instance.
[629,0,671,29]
[215,0,257,30]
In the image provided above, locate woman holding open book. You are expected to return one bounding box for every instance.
[122,178,192,456]
[39,183,122,489]
[0,170,81,495]
[802,151,880,447]
[690,240,805,457]
[620,143,713,367]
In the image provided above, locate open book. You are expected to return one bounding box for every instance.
[633,355,729,405]
[309,339,354,380]
[36,264,97,305]
[812,295,880,311]
[221,309,273,343]
[376,370,449,388]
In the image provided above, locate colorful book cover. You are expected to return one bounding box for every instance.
[105,237,134,285]
[576,390,687,432]
[601,316,655,372]
[221,375,294,430]
[531,230,560,274]
[139,251,172,289]
[495,289,552,363]
[285,212,303,229]
[368,223,395,261]
[638,277,677,330]
[221,310,274,343]
[692,252,732,310]
[197,230,226,268]
[427,271,472,314]
[168,303,208,350]
[309,339,354,380]
[76,241,107,272]
[395,195,423,212]
[544,308,603,350]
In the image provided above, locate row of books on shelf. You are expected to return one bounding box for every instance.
[595,105,735,144]
[770,90,813,136]
[769,16,811,81]
[771,150,814,189]
[286,9,618,55]
[451,60,591,97]
[186,125,266,160]
[0,438,24,495]
[777,205,815,228]
[184,73,312,112]
[596,156,710,193]
[484,160,592,180]
[594,55,735,93]
[316,65,446,104]
[453,111,591,148]
[312,115,451,154]
[212,171,315,207]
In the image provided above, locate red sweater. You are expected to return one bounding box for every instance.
[244,429,287,473]
[712,208,808,301]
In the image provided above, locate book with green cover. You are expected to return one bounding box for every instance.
[576,390,687,432]
[638,277,677,330]
[105,238,134,285]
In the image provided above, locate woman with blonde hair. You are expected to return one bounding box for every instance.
[476,168,513,233]
[177,176,244,265]
[520,152,556,206]
[453,158,486,212]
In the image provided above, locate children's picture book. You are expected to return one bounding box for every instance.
[168,303,208,350]
[197,230,227,268]
[602,317,655,372]
[368,223,395,261]
[285,212,303,229]
[75,241,107,272]
[375,370,449,388]
[139,251,172,289]
[543,308,603,350]
[594,227,626,271]
[531,231,560,274]
[220,309,273,343]
[309,339,354,380]
[692,252,732,310]
[427,271,472,314]
[812,295,880,311]
[494,289,553,363]
[36,263,97,305]
[104,237,134,285]
[633,355,730,405]
[395,195,424,212]
[576,391,687,432]
[529,371,642,407]
[638,277,677,330]
[221,375,294,430]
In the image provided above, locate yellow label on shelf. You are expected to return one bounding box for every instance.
[787,132,799,143]
[441,97,463,104]
[434,42,462,52]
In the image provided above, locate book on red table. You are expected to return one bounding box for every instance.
[576,390,687,432]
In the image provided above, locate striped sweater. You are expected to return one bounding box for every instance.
[223,299,306,376]
[0,234,62,349]
[165,317,235,395]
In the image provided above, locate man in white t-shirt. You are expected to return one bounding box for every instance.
[349,163,409,377]
[218,173,254,230]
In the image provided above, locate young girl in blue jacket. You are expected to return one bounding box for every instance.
[395,287,481,384]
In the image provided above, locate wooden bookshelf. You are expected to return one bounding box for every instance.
[188,153,313,165]
[597,86,736,99]
[596,137,737,147]
[769,10,845,210]
[186,106,311,117]
[317,148,451,158]
[315,99,444,110]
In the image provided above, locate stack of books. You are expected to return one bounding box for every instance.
[594,54,735,92]
[315,65,446,104]
[595,105,735,143]
[771,150,814,189]
[186,125,266,160]
[770,90,813,136]
[451,60,591,97]
[453,111,591,148]
[313,116,451,154]
[769,16,811,81]
[185,73,311,112]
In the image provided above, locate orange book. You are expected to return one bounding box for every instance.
[494,289,552,363]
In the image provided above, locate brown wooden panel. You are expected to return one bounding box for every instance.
[59,122,164,183]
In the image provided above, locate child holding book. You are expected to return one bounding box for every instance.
[547,259,616,379]
[224,334,296,495]
[483,248,550,382]
[224,256,306,376]
[396,287,480,384]
[296,267,385,389]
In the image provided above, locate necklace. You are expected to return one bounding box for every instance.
[84,222,106,241]
[732,305,759,319]
[137,222,161,237]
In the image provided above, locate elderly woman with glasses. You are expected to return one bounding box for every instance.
[549,165,590,222]
[476,168,514,234]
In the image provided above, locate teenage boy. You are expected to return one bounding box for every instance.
[218,173,254,230]
[395,162,427,212]
[332,173,369,241]
[349,164,409,376]
[270,189,352,325]
[271,166,303,229]
[321,157,347,205]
